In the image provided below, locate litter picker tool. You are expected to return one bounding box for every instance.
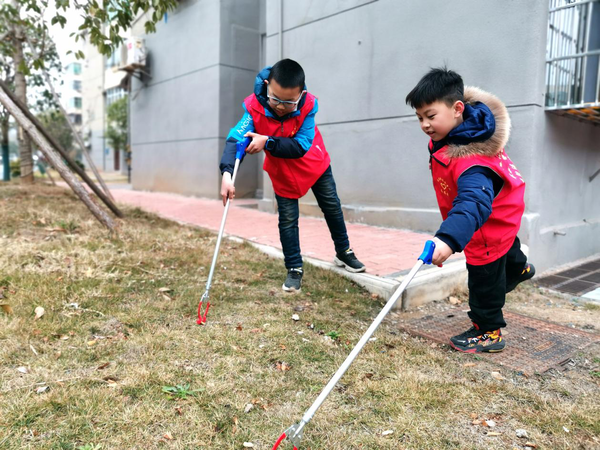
[197,137,250,325]
[271,240,436,449]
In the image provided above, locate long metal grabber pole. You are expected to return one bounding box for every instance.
[272,241,436,449]
[197,137,250,325]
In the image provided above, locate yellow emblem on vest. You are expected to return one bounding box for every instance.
[437,177,450,196]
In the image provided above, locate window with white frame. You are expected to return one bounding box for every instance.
[105,87,127,106]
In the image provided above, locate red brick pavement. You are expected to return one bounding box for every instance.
[111,189,460,276]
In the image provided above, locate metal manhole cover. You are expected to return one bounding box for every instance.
[536,258,600,296]
[579,260,600,271]
[582,272,600,283]
[398,309,600,375]
[558,280,597,295]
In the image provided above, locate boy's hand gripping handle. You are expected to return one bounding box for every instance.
[418,240,435,265]
[236,136,251,161]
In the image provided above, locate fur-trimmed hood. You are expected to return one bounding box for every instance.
[445,86,511,158]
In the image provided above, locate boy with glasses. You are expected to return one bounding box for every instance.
[220,59,365,292]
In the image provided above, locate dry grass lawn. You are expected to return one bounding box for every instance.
[0,183,599,450]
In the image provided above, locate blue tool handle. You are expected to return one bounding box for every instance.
[236,137,251,160]
[418,240,436,265]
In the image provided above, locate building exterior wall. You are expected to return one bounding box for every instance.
[81,40,105,171]
[82,31,129,172]
[128,0,600,272]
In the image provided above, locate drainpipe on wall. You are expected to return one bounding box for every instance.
[279,0,283,60]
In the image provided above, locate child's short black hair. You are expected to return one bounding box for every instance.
[268,59,305,89]
[405,67,464,109]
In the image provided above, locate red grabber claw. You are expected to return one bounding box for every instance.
[272,423,303,449]
[271,432,298,450]
[196,293,210,325]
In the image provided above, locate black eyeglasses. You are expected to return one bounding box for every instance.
[267,88,306,110]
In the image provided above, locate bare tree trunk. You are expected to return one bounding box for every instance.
[0,80,124,218]
[25,36,116,202]
[0,87,117,231]
[11,0,33,184]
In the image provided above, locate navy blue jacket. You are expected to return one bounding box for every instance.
[433,103,504,253]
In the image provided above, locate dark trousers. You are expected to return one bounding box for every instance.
[467,236,528,331]
[275,166,350,269]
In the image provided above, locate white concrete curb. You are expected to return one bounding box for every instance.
[228,236,467,310]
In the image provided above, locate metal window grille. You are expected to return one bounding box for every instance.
[545,0,600,110]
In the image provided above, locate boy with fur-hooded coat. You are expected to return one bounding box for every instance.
[406,68,535,353]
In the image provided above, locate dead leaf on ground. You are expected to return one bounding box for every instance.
[525,443,538,448]
[1,304,13,314]
[275,361,291,372]
[463,363,476,368]
[163,432,174,440]
[96,362,110,370]
[448,296,461,305]
[34,306,45,320]
[103,376,118,387]
[236,324,243,331]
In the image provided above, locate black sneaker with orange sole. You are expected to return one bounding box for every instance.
[449,326,505,353]
[506,263,535,293]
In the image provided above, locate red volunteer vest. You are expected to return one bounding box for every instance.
[244,93,330,199]
[430,141,526,265]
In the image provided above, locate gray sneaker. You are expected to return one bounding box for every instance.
[282,268,303,293]
[334,249,366,273]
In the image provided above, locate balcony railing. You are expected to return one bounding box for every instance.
[545,0,600,123]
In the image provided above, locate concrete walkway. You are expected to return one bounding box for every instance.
[109,187,466,307]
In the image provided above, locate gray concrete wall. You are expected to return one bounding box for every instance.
[218,0,262,198]
[528,113,600,271]
[131,0,261,198]
[131,0,221,195]
[260,0,549,229]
